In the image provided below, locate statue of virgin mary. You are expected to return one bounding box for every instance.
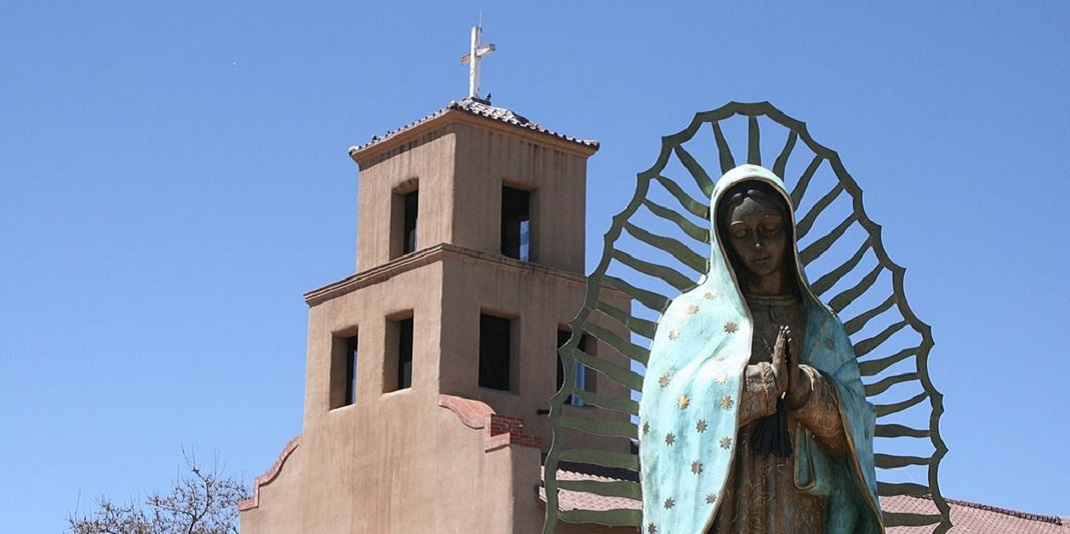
[638,164,884,533]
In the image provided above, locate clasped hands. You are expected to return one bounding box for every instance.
[771,325,812,408]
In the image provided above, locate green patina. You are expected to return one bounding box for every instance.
[542,102,948,533]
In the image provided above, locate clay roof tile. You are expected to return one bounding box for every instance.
[540,465,1066,533]
[350,98,599,153]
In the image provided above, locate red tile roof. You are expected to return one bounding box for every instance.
[540,467,1068,533]
[539,467,641,513]
[349,98,599,153]
[883,494,1068,533]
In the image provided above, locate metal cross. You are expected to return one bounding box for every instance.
[459,26,495,100]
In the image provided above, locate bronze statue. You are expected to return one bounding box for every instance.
[638,165,883,533]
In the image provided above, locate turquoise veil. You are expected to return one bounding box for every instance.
[638,164,884,534]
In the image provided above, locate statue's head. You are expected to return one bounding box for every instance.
[716,179,796,296]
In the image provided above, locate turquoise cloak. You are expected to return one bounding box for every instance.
[638,165,883,534]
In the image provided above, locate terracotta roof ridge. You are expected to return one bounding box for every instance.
[540,453,639,483]
[349,107,450,152]
[911,494,1064,525]
[349,97,599,153]
[446,97,598,147]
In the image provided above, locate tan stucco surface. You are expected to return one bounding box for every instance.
[354,113,589,275]
[240,107,629,533]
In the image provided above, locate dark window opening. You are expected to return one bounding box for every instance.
[403,191,418,254]
[501,187,531,261]
[330,332,359,409]
[556,330,593,407]
[397,317,413,389]
[479,314,512,391]
[385,316,414,392]
[345,335,359,405]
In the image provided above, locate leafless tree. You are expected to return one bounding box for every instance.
[68,452,247,534]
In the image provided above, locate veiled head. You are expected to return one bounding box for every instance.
[716,180,796,296]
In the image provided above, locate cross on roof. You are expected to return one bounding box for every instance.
[459,26,495,100]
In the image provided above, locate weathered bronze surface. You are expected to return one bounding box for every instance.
[542,102,947,534]
[669,168,880,533]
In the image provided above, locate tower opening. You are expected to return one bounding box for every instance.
[501,186,531,261]
[345,334,359,405]
[385,315,414,391]
[402,190,418,255]
[479,313,513,391]
[556,329,593,406]
[329,332,359,408]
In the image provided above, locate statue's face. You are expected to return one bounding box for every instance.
[725,196,788,280]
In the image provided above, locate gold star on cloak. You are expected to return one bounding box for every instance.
[703,291,717,300]
[825,338,835,349]
[678,394,690,410]
[706,493,717,504]
[668,329,680,340]
[665,432,676,445]
[658,373,671,388]
[647,523,657,534]
[691,460,704,474]
[724,321,738,333]
[685,304,699,315]
[715,353,727,362]
[642,421,650,435]
[719,395,734,410]
[719,436,732,449]
[714,370,728,384]
[696,419,708,433]
[664,497,675,509]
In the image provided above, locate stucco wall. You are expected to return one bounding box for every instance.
[449,121,587,273]
[242,109,620,533]
[355,129,457,273]
[240,407,542,533]
[355,115,589,276]
[242,247,632,532]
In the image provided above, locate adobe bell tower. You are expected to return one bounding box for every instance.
[239,28,630,534]
[341,94,598,404]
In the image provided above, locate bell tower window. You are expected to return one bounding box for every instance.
[479,313,514,391]
[501,186,531,261]
[556,329,594,406]
[385,315,414,392]
[402,190,418,254]
[391,182,419,259]
[329,331,359,409]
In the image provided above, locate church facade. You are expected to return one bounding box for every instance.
[238,97,632,533]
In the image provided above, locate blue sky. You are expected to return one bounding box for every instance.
[2,2,1069,531]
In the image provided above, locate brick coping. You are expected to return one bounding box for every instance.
[438,394,543,451]
[237,434,302,512]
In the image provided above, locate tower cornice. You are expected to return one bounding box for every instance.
[304,243,596,307]
[349,99,599,168]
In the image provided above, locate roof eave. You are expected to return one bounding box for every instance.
[349,105,599,167]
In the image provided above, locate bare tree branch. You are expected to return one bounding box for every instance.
[68,452,247,534]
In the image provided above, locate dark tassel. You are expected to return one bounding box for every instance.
[751,397,792,456]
